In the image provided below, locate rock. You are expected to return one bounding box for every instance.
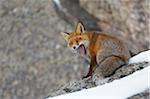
[52,0,101,31]
[81,0,149,50]
[128,89,150,99]
[47,62,149,98]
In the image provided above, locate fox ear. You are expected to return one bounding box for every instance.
[61,32,70,41]
[75,22,85,33]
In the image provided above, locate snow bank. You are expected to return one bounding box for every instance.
[129,50,150,64]
[47,66,149,99]
[47,50,150,99]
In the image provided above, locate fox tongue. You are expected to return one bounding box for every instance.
[79,45,85,56]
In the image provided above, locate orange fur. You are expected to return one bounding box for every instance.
[61,22,130,78]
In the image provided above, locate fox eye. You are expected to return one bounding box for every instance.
[78,37,81,40]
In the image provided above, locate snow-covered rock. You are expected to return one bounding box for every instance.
[47,66,149,99]
[46,50,150,99]
[129,50,150,64]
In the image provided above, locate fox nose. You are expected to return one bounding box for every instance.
[73,46,76,49]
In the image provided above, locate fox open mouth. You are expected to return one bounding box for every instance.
[77,44,86,56]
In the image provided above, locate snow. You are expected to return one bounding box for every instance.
[53,0,60,5]
[53,0,62,9]
[129,50,150,64]
[47,66,149,99]
[46,50,150,99]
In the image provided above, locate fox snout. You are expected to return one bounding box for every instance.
[71,44,79,50]
[73,46,76,49]
[70,44,80,51]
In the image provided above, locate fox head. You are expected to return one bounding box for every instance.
[61,22,89,56]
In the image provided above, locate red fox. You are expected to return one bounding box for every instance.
[61,22,131,79]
